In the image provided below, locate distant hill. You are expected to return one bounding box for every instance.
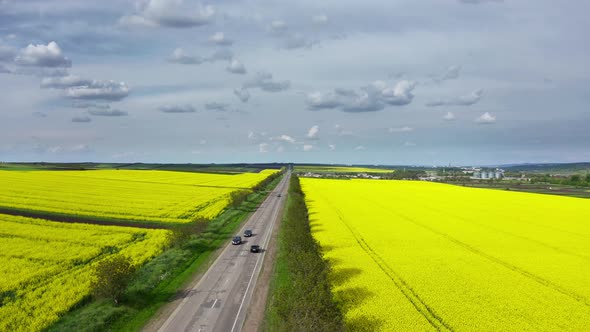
[501,162,590,173]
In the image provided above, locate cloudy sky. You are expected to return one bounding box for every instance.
[1,0,588,165]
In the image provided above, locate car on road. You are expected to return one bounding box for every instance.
[250,245,261,253]
[244,229,253,237]
[277,194,282,197]
[232,236,242,245]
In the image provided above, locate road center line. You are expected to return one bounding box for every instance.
[229,175,287,332]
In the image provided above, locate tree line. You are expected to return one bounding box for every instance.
[531,173,590,187]
[265,176,345,331]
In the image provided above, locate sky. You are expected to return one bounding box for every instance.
[0,0,589,166]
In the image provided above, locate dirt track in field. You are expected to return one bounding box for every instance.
[0,207,171,229]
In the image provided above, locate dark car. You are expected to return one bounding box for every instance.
[231,236,242,245]
[277,194,282,197]
[244,229,253,237]
[250,245,261,253]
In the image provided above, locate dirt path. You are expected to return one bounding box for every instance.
[0,207,171,229]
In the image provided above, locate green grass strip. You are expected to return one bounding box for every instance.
[261,176,345,332]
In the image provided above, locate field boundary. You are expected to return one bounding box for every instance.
[0,207,172,229]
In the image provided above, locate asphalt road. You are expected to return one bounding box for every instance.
[153,172,290,332]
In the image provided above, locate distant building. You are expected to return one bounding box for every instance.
[471,168,504,180]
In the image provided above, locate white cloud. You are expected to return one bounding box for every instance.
[270,20,288,33]
[277,145,284,153]
[209,32,233,46]
[71,102,110,109]
[226,59,246,74]
[72,144,92,152]
[233,87,250,102]
[307,125,319,139]
[404,141,417,147]
[243,72,290,92]
[64,81,129,101]
[306,91,341,110]
[307,80,415,112]
[426,89,484,107]
[248,131,266,142]
[118,15,156,28]
[303,144,314,152]
[443,111,456,121]
[354,145,366,151]
[283,33,312,50]
[159,104,196,113]
[312,14,328,25]
[328,144,336,151]
[120,0,215,28]
[44,144,92,154]
[168,48,203,64]
[439,65,461,81]
[71,116,92,123]
[40,75,92,89]
[204,102,229,112]
[378,80,416,106]
[274,134,296,144]
[168,48,233,65]
[334,124,354,136]
[258,143,269,153]
[342,91,382,112]
[475,112,496,124]
[88,109,128,116]
[15,41,71,67]
[389,126,413,133]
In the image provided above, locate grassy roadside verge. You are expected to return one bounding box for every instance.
[46,175,283,332]
[262,176,344,332]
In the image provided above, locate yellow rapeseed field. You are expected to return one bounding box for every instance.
[0,169,277,223]
[0,213,169,332]
[301,178,590,331]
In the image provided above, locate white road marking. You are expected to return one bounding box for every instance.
[229,178,285,332]
[156,174,289,332]
[212,298,218,308]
